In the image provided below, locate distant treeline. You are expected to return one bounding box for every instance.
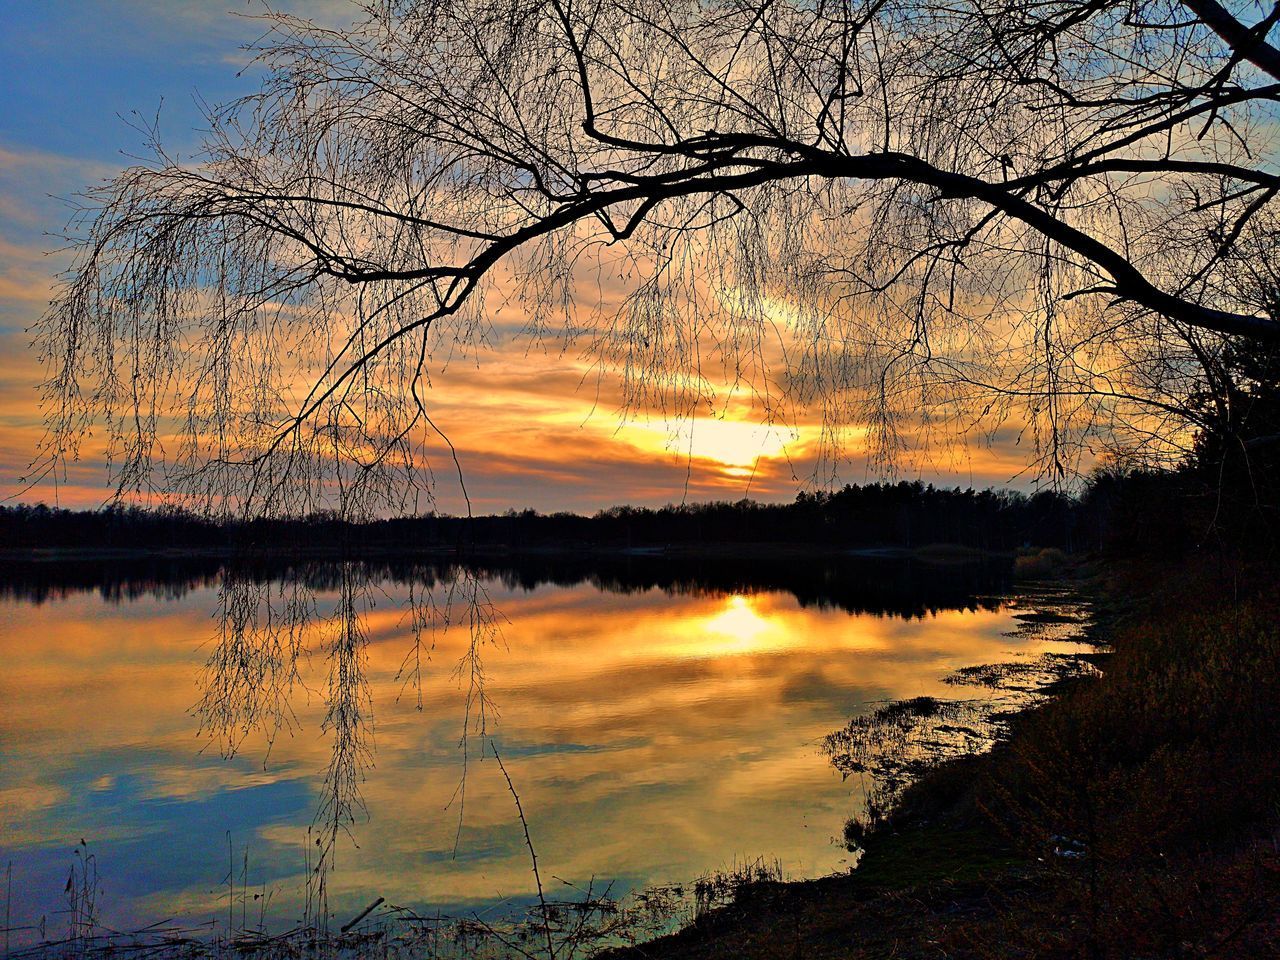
[3,450,1275,557]
[2,481,1086,553]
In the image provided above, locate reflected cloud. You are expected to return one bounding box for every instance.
[0,555,1032,942]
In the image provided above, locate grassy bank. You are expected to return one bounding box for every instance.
[605,551,1280,959]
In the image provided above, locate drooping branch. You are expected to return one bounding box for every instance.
[32,0,1280,511]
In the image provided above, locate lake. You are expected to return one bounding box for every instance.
[0,553,1084,949]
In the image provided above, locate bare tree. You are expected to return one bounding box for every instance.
[32,0,1280,512]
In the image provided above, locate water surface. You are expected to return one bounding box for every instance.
[0,554,1061,943]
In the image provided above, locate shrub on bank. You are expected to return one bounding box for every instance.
[938,558,1280,957]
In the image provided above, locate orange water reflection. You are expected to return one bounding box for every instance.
[0,564,1051,939]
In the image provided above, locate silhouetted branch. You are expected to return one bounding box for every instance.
[29,0,1280,508]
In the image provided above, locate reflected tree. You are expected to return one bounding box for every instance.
[194,560,503,931]
[310,564,375,924]
[197,571,312,760]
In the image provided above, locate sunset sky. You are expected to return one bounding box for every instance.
[0,2,1046,515]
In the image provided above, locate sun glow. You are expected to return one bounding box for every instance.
[616,417,798,472]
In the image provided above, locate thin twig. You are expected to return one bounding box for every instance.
[491,741,556,960]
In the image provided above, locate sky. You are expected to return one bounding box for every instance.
[0,1,1046,515]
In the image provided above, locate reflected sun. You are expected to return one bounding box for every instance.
[699,593,776,652]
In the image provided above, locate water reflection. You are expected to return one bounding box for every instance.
[0,552,1006,617]
[0,553,1032,945]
